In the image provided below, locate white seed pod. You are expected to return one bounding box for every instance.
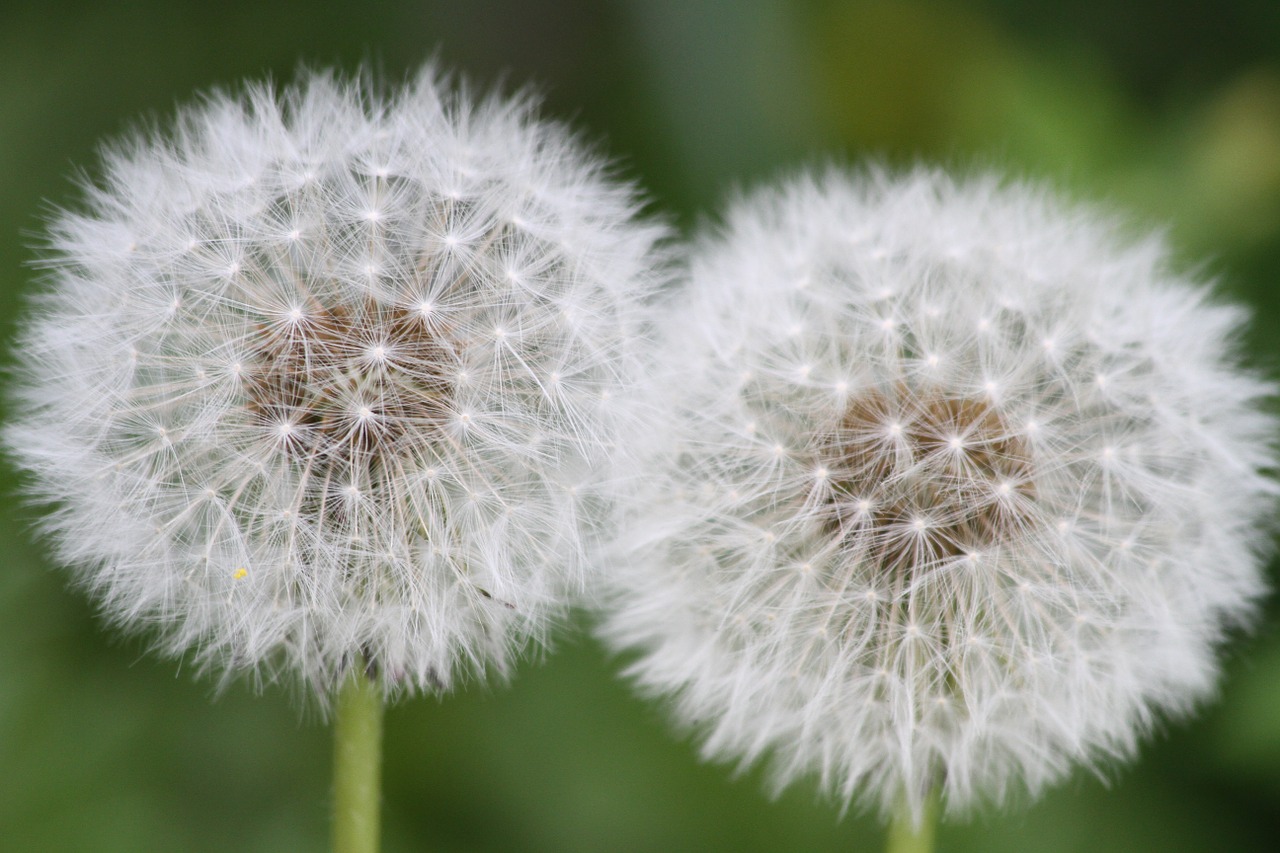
[600,167,1278,820]
[5,67,667,700]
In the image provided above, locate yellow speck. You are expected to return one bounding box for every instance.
[233,568,248,580]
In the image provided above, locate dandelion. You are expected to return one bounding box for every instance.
[599,168,1277,843]
[4,66,665,852]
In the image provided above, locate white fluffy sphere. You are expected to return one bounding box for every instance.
[6,68,666,698]
[600,168,1277,819]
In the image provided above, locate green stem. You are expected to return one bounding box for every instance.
[885,789,938,853]
[332,664,384,853]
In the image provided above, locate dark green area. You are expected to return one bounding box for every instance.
[2,2,1278,850]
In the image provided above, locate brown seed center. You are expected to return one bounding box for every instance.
[820,387,1035,574]
[244,301,456,472]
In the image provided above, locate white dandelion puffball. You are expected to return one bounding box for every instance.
[601,168,1278,819]
[5,67,666,698]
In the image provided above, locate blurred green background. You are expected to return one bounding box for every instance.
[2,1,1279,850]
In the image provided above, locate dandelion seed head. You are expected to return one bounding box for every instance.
[5,66,666,701]
[601,168,1277,820]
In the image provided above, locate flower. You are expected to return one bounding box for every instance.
[599,167,1278,820]
[5,67,666,699]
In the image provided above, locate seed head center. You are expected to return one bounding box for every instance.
[822,388,1035,573]
[245,301,455,471]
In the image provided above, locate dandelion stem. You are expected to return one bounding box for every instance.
[333,664,384,853]
[885,790,937,853]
